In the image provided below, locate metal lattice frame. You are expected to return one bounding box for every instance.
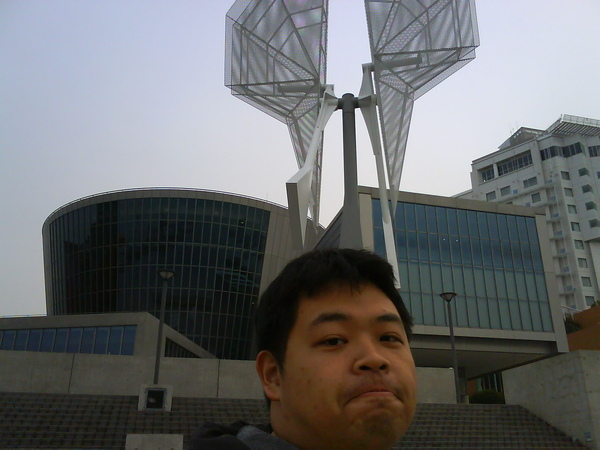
[365,0,479,209]
[226,0,328,226]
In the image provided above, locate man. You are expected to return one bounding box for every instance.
[192,248,417,449]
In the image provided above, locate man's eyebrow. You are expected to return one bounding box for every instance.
[376,313,402,324]
[310,312,350,327]
[309,312,402,327]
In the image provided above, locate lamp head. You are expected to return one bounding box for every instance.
[440,292,457,303]
[158,270,175,281]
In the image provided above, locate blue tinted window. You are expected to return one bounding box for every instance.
[108,326,123,355]
[498,299,511,329]
[447,209,458,235]
[81,328,95,353]
[540,303,554,332]
[404,203,416,230]
[477,212,489,239]
[395,202,405,230]
[433,294,446,325]
[27,329,42,351]
[519,302,533,331]
[467,211,478,237]
[509,300,521,329]
[467,297,479,327]
[373,228,385,256]
[530,302,543,331]
[54,329,68,352]
[437,208,449,234]
[418,233,429,260]
[420,264,432,293]
[15,330,29,351]
[457,210,469,236]
[477,298,490,328]
[396,230,407,260]
[430,265,443,295]
[406,232,418,260]
[471,239,483,266]
[415,205,427,231]
[93,327,109,354]
[460,239,472,265]
[426,206,437,233]
[507,215,519,242]
[41,329,55,352]
[1,330,16,350]
[497,215,509,241]
[67,328,82,353]
[372,199,382,228]
[487,214,499,238]
[122,326,136,355]
[439,236,451,264]
[421,293,435,325]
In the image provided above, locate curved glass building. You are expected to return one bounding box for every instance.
[42,188,298,359]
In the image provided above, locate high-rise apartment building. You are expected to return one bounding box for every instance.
[461,115,600,312]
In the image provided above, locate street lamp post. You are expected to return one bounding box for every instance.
[154,270,175,385]
[440,292,461,403]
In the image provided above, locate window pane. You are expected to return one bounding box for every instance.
[467,297,479,327]
[54,329,68,352]
[408,262,421,291]
[509,300,522,330]
[433,294,446,326]
[93,327,110,354]
[40,329,55,352]
[498,299,512,329]
[108,326,124,355]
[67,328,82,353]
[419,264,432,292]
[456,295,468,327]
[81,328,95,353]
[436,207,448,234]
[477,298,490,328]
[519,302,533,331]
[430,264,443,295]
[1,330,16,350]
[14,330,29,351]
[122,326,137,355]
[27,329,43,351]
[422,293,435,326]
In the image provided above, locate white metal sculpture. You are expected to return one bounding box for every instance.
[225,0,479,283]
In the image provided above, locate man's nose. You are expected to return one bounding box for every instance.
[353,339,390,372]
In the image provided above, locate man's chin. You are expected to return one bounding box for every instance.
[346,413,404,450]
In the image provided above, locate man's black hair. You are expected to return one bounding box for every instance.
[255,248,413,370]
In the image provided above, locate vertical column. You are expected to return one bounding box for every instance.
[339,93,363,249]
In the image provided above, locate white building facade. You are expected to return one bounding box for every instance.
[461,115,600,312]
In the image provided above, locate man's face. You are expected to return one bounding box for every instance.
[257,283,417,450]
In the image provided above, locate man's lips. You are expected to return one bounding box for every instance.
[345,383,400,402]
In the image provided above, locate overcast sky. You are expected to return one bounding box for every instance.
[1,0,599,316]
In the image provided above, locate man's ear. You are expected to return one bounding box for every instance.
[256,350,282,402]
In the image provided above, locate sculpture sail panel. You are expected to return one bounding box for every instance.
[365,0,479,209]
[226,0,329,226]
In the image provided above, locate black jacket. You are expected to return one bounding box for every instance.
[190,421,272,449]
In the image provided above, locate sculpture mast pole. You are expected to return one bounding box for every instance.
[339,93,363,249]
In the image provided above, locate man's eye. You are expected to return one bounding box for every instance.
[380,334,402,344]
[320,337,346,346]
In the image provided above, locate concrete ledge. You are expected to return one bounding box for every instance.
[0,350,456,403]
[126,434,183,450]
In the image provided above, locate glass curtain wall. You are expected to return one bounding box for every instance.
[373,199,553,332]
[46,196,270,359]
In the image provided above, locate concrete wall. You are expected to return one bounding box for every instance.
[504,351,600,449]
[0,350,455,403]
